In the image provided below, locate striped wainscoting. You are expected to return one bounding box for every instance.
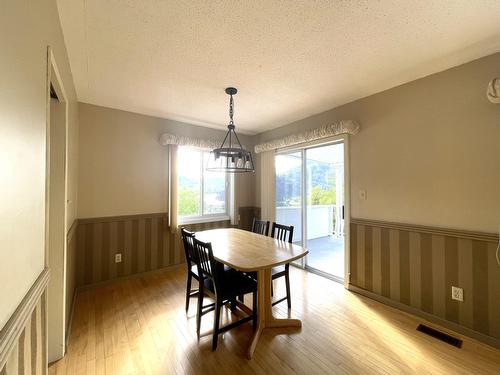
[76,213,231,287]
[0,271,48,375]
[65,221,78,338]
[350,218,500,343]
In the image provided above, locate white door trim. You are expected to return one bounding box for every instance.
[45,46,69,362]
[275,134,351,288]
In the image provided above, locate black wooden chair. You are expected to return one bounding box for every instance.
[180,228,199,312]
[192,237,257,351]
[270,222,294,308]
[251,218,270,236]
[181,227,232,334]
[236,218,270,302]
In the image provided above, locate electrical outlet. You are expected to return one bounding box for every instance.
[451,286,463,302]
[115,253,122,263]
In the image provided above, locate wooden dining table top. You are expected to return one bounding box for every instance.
[195,228,309,272]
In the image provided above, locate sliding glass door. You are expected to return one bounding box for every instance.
[305,143,345,279]
[275,140,346,281]
[275,151,302,245]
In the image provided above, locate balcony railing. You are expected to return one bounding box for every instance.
[276,204,344,243]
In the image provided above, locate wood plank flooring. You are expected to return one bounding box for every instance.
[49,266,500,374]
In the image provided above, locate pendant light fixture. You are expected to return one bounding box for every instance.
[206,87,255,173]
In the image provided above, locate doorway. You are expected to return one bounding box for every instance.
[45,49,68,363]
[275,137,348,283]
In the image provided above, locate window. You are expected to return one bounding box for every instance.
[177,147,229,222]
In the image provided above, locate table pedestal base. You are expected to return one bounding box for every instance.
[247,269,301,359]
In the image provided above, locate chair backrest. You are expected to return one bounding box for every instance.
[271,222,294,243]
[192,237,220,292]
[180,227,196,268]
[251,218,270,236]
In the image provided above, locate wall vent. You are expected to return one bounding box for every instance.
[416,324,462,348]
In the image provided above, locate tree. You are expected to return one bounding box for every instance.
[178,187,199,216]
[276,160,338,207]
[309,186,336,205]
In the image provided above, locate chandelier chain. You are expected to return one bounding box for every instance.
[229,94,234,125]
[206,87,254,173]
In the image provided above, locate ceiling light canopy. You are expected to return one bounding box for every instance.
[206,88,255,173]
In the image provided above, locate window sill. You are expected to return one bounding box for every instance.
[178,215,231,225]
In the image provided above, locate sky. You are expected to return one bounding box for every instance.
[276,143,344,174]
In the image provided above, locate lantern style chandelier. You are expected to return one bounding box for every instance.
[206,87,255,173]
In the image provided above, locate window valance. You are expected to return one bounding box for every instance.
[159,133,220,150]
[254,120,360,153]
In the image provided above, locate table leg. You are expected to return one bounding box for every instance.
[247,268,302,359]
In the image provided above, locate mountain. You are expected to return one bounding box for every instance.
[276,161,335,205]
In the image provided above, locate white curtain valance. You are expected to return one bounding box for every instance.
[254,120,360,153]
[159,133,221,150]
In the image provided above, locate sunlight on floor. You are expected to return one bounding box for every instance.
[51,266,500,375]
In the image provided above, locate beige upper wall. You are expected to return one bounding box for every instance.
[78,103,255,219]
[256,52,500,233]
[0,0,79,330]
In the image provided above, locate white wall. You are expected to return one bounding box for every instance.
[0,0,79,330]
[256,53,500,233]
[78,103,255,219]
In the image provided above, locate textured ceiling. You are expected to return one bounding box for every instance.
[57,0,500,134]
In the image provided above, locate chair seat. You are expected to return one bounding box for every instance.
[245,266,286,280]
[246,271,257,279]
[192,264,232,277]
[203,270,256,300]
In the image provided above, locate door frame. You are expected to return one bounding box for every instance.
[275,134,351,287]
[45,46,69,362]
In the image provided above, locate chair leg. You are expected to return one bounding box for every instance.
[185,273,192,312]
[271,280,274,297]
[196,285,204,337]
[252,290,257,330]
[285,271,291,309]
[230,297,237,312]
[212,299,222,351]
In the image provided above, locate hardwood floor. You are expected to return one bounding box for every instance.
[50,266,500,374]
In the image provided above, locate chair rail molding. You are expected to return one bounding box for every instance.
[0,268,49,370]
[350,218,498,242]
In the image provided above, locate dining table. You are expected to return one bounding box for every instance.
[195,228,309,359]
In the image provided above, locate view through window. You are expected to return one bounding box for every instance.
[275,142,345,280]
[178,147,228,220]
